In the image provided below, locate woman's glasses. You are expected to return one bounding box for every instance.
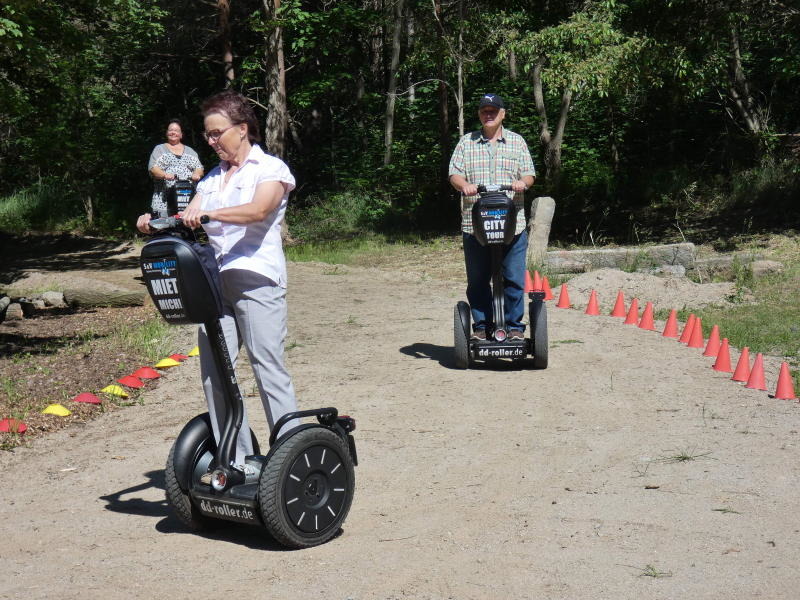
[202,124,238,142]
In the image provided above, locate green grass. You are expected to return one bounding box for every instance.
[285,232,457,266]
[651,234,800,386]
[109,314,179,364]
[286,235,398,265]
[0,178,85,232]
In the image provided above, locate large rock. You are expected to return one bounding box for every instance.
[42,291,67,308]
[4,302,23,320]
[694,252,765,279]
[526,196,556,270]
[546,243,696,273]
[751,260,784,279]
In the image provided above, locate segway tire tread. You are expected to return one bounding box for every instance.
[454,302,471,369]
[164,440,216,530]
[259,427,355,548]
[531,301,549,369]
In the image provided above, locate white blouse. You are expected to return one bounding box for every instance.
[197,144,295,288]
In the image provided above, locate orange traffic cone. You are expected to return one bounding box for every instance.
[679,314,696,343]
[542,276,554,300]
[556,284,571,308]
[773,362,798,400]
[524,270,535,293]
[713,338,733,372]
[585,290,600,315]
[732,347,751,382]
[624,298,639,325]
[532,270,543,291]
[687,317,704,348]
[702,325,721,357]
[662,309,679,337]
[745,353,767,390]
[638,302,656,331]
[610,290,626,317]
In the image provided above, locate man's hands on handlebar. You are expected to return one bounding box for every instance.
[461,180,528,196]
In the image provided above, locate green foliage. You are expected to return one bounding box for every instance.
[0,178,85,232]
[287,189,392,242]
[0,0,798,242]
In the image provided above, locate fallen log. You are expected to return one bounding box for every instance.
[63,287,145,308]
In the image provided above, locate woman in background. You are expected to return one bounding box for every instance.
[148,119,203,216]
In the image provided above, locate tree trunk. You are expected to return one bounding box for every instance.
[218,0,234,85]
[508,48,518,81]
[263,0,287,158]
[407,12,415,105]
[532,57,571,187]
[82,193,94,225]
[727,23,764,135]
[455,0,465,137]
[64,287,145,308]
[368,0,384,88]
[383,0,405,166]
[608,102,620,173]
[434,0,451,203]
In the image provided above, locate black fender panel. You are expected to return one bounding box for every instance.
[172,413,215,492]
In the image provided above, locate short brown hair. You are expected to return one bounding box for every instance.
[200,90,261,144]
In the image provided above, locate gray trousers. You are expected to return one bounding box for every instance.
[198,268,299,467]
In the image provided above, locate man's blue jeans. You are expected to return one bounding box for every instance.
[463,230,527,332]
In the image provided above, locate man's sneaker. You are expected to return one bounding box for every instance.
[470,329,487,341]
[508,329,525,340]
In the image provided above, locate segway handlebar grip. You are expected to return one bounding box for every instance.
[477,184,513,194]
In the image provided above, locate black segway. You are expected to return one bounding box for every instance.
[140,216,358,548]
[162,178,195,217]
[454,184,548,369]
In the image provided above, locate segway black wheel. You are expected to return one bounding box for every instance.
[454,301,471,369]
[530,300,549,369]
[259,427,355,548]
[165,439,216,530]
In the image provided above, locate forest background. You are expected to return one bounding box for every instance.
[0,0,798,244]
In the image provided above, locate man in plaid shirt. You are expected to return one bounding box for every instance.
[448,94,536,341]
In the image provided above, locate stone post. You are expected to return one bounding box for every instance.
[526,196,555,270]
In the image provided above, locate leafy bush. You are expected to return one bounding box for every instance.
[0,178,85,233]
[287,188,391,241]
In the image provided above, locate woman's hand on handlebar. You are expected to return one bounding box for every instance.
[136,213,153,234]
[181,205,210,229]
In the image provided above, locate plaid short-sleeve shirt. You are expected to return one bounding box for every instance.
[448,127,536,234]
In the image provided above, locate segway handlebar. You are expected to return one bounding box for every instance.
[476,184,513,194]
[148,214,210,231]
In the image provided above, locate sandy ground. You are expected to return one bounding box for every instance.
[2,257,800,600]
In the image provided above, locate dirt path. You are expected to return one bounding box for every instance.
[2,258,800,599]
